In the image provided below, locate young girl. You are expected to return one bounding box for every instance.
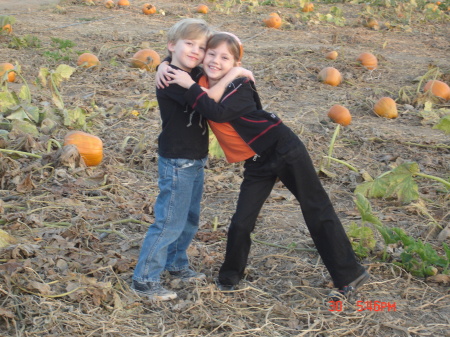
[166,32,369,298]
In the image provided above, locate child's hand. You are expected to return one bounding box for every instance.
[230,67,256,83]
[166,68,196,89]
[155,61,172,89]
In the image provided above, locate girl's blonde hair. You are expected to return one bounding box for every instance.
[167,18,213,56]
[207,32,244,64]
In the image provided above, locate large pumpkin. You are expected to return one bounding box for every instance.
[423,80,450,100]
[63,131,103,166]
[373,97,398,119]
[318,67,342,86]
[130,49,161,71]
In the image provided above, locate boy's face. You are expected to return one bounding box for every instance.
[168,37,207,72]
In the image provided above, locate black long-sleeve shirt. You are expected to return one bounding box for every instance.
[156,65,209,159]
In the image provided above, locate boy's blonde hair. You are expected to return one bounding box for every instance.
[167,18,213,56]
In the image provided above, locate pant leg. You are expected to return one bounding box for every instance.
[165,157,207,271]
[219,157,277,285]
[133,156,205,283]
[274,133,365,288]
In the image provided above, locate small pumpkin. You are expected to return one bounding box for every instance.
[63,131,103,166]
[327,105,352,126]
[302,2,314,12]
[318,67,342,87]
[423,80,450,100]
[142,3,156,15]
[77,53,100,68]
[117,0,130,7]
[104,0,115,8]
[357,52,377,70]
[373,97,398,119]
[0,63,16,82]
[130,49,161,71]
[325,51,338,60]
[2,24,12,34]
[196,4,209,14]
[263,13,282,29]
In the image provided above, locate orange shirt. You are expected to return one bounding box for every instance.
[199,76,256,163]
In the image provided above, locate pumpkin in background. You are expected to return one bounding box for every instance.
[318,67,342,86]
[104,0,115,8]
[357,52,378,70]
[2,24,12,34]
[130,49,161,71]
[117,0,130,7]
[196,4,209,14]
[373,97,398,119]
[327,105,352,126]
[423,80,450,100]
[325,51,338,60]
[302,2,314,12]
[263,13,282,29]
[142,3,156,15]
[63,131,103,166]
[0,63,16,82]
[77,53,100,68]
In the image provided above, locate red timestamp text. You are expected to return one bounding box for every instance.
[328,301,397,312]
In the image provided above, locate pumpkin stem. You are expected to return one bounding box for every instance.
[326,124,340,167]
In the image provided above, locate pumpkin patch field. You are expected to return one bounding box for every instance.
[1,0,450,336]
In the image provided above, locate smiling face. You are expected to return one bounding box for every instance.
[203,41,238,86]
[168,37,207,72]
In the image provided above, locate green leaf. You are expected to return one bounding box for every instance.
[355,163,419,203]
[0,90,17,111]
[55,64,75,80]
[208,132,225,159]
[63,107,86,129]
[433,114,450,134]
[18,84,31,102]
[38,67,49,87]
[354,193,383,227]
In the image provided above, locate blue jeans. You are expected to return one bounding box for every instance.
[133,155,207,283]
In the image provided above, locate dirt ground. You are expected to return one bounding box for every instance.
[1,0,450,336]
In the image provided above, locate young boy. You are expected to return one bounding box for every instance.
[132,20,254,301]
[131,18,212,301]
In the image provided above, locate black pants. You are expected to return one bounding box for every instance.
[218,129,365,288]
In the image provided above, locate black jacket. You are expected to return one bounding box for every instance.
[184,77,289,155]
[156,65,208,159]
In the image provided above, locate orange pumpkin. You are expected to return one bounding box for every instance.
[142,3,156,15]
[318,67,342,87]
[104,0,115,8]
[302,3,314,12]
[325,51,338,60]
[0,63,16,82]
[77,53,100,68]
[263,13,282,29]
[357,52,378,70]
[327,105,352,126]
[363,17,379,29]
[196,4,209,14]
[130,49,161,71]
[117,0,130,7]
[423,80,450,100]
[2,24,12,34]
[63,131,103,166]
[373,97,398,119]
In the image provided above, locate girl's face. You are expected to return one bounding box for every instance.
[203,41,237,84]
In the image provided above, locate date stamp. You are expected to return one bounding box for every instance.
[329,300,397,312]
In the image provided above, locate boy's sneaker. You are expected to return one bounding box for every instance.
[328,271,370,301]
[169,268,206,282]
[131,280,177,301]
